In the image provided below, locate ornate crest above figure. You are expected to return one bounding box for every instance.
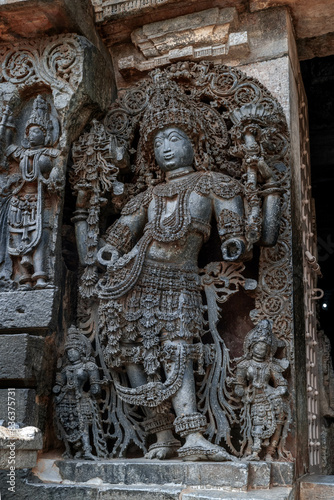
[0,94,63,290]
[64,62,293,462]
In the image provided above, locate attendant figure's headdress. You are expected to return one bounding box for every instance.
[65,326,92,358]
[25,95,53,145]
[243,319,279,357]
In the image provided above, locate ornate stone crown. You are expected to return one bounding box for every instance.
[140,70,202,143]
[243,319,278,356]
[26,95,53,140]
[65,326,92,358]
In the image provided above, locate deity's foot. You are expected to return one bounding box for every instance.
[82,452,98,461]
[145,439,181,460]
[18,283,33,291]
[21,256,33,271]
[34,281,54,290]
[244,452,260,462]
[178,436,238,462]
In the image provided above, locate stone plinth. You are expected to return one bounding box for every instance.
[0,290,57,333]
[0,426,42,469]
[0,389,38,427]
[8,458,294,500]
[47,459,294,490]
[299,475,334,500]
[0,334,44,385]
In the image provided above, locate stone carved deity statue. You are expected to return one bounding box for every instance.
[53,327,108,460]
[0,95,63,289]
[72,71,284,461]
[234,320,291,461]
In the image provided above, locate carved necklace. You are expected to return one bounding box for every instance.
[20,149,43,182]
[151,172,202,242]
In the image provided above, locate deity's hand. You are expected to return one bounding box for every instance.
[76,187,92,209]
[249,156,276,183]
[234,385,245,398]
[97,244,120,267]
[90,383,101,396]
[47,170,64,193]
[221,238,246,261]
[269,386,287,399]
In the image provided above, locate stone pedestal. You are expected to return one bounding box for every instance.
[0,458,292,500]
[0,426,42,469]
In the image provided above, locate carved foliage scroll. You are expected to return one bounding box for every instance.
[0,35,84,94]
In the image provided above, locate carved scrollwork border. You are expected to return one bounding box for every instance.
[0,34,85,94]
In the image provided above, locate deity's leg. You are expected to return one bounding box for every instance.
[81,424,97,461]
[165,340,237,462]
[17,258,33,290]
[32,230,49,288]
[9,232,33,289]
[265,424,283,461]
[126,363,180,460]
[245,423,262,461]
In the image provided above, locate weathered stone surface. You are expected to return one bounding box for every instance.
[248,462,271,490]
[0,0,97,46]
[271,462,294,487]
[11,482,183,500]
[298,32,334,60]
[0,34,115,143]
[249,0,334,40]
[131,7,238,57]
[55,459,249,489]
[93,0,246,24]
[181,487,294,499]
[0,426,42,469]
[0,290,57,332]
[0,389,37,427]
[0,335,44,384]
[113,7,293,88]
[299,475,334,500]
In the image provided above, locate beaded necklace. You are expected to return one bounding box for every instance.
[152,171,202,242]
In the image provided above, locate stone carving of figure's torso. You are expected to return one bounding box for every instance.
[117,170,243,267]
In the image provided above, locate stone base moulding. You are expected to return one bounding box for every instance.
[0,426,42,469]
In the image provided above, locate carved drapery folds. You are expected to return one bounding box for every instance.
[63,62,293,462]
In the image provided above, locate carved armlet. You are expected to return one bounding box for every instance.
[260,181,285,197]
[105,219,134,255]
[72,208,89,223]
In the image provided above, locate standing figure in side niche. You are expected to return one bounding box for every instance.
[73,73,283,461]
[53,327,108,460]
[234,320,291,462]
[1,95,63,289]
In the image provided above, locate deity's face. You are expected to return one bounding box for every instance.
[67,348,81,363]
[27,125,45,147]
[153,126,194,172]
[251,341,269,360]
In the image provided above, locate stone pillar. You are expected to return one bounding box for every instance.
[0,0,115,469]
